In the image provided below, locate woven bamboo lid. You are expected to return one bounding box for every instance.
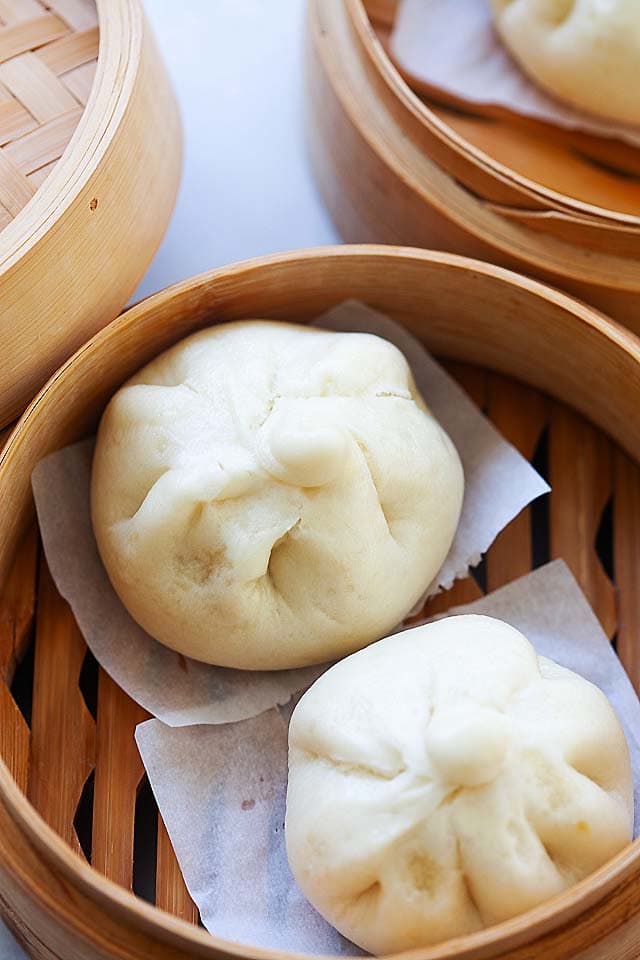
[0,0,99,226]
[0,0,181,429]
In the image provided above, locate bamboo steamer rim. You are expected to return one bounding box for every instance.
[0,0,142,274]
[3,244,640,960]
[0,0,182,429]
[349,0,640,228]
[313,0,640,290]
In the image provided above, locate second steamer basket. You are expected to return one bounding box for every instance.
[305,0,640,331]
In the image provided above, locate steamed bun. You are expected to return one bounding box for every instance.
[91,321,463,670]
[286,615,633,953]
[491,0,640,124]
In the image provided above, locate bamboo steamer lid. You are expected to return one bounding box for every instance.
[306,0,640,331]
[1,246,640,959]
[0,0,181,428]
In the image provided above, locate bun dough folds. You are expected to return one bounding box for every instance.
[491,0,640,124]
[285,615,633,953]
[91,321,463,669]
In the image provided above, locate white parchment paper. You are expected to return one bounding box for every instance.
[137,709,358,954]
[31,437,326,727]
[136,560,640,954]
[31,302,547,727]
[391,0,640,149]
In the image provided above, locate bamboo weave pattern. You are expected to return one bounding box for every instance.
[0,0,98,228]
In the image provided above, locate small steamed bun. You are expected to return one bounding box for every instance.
[286,615,633,954]
[91,321,463,670]
[491,0,640,124]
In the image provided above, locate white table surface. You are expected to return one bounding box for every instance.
[136,0,339,302]
[0,2,339,956]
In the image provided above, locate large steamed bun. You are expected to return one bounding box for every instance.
[491,0,640,124]
[91,321,463,670]
[286,615,633,953]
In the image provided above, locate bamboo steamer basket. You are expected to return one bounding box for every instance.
[305,0,640,332]
[0,0,181,429]
[358,0,640,233]
[1,245,640,959]
[376,1,640,224]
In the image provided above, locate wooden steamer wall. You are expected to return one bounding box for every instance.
[1,248,640,959]
[0,0,182,427]
[305,0,640,331]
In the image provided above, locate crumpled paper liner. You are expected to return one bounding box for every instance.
[136,560,640,954]
[31,301,547,727]
[391,0,640,149]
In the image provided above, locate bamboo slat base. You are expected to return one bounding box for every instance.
[1,246,640,960]
[0,0,99,228]
[0,359,637,949]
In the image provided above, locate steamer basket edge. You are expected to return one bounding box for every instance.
[0,0,141,270]
[352,0,640,229]
[304,0,640,332]
[0,0,182,429]
[2,245,640,959]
